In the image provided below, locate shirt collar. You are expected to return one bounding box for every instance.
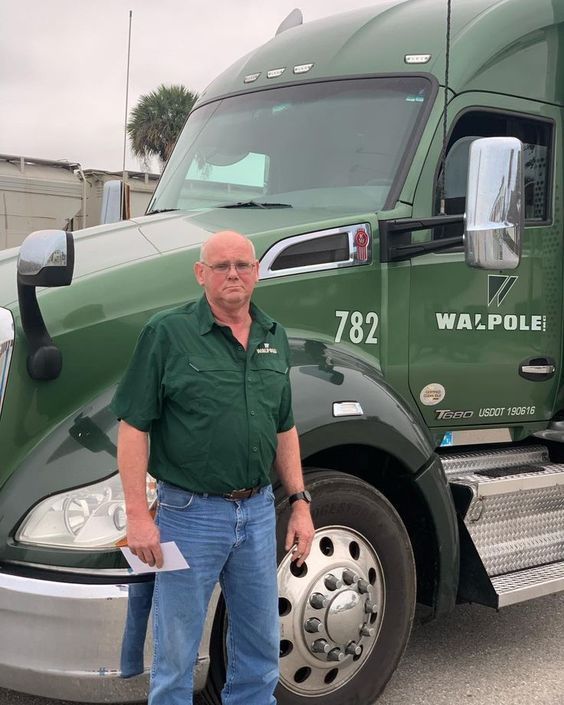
[197,295,277,335]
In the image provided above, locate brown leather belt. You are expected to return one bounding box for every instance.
[222,486,262,500]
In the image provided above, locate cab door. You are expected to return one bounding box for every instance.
[408,97,562,433]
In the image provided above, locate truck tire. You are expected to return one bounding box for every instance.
[201,469,416,705]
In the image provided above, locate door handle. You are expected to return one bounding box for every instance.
[519,357,556,381]
[521,364,555,375]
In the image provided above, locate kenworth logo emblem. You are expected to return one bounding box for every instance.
[488,275,518,307]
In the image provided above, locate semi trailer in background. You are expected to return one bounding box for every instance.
[0,154,157,249]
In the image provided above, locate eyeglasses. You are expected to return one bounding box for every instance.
[201,261,255,274]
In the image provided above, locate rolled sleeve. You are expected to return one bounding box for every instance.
[277,374,295,432]
[110,325,164,431]
[277,332,294,432]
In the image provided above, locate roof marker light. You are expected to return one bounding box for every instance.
[405,54,432,64]
[267,67,286,79]
[244,72,261,83]
[293,63,314,74]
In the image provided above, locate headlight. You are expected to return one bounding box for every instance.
[16,473,157,549]
[0,308,15,421]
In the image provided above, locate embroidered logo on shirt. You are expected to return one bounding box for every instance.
[256,342,278,354]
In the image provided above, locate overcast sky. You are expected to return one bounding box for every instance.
[0,0,375,173]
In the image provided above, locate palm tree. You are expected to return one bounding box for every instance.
[127,84,198,168]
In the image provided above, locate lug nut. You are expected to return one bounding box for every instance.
[311,639,331,654]
[327,648,345,662]
[342,569,359,585]
[324,573,343,591]
[365,601,378,614]
[305,618,322,633]
[357,579,370,594]
[361,625,375,637]
[310,593,328,609]
[345,641,362,656]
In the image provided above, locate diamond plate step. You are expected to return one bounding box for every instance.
[452,463,564,497]
[441,445,549,478]
[492,561,564,607]
[442,446,564,607]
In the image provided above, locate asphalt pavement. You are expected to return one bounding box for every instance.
[1,593,562,705]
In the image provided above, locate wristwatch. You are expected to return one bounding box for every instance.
[288,490,312,506]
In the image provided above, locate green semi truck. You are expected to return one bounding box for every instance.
[1,0,564,702]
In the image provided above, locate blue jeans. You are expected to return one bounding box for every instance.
[120,578,154,678]
[149,482,279,705]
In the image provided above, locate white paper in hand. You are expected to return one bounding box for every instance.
[121,541,189,574]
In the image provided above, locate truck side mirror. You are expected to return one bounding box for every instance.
[17,229,75,381]
[464,137,523,270]
[101,180,130,223]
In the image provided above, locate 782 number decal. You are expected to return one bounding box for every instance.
[335,310,379,344]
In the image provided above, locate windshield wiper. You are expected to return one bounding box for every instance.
[146,208,180,215]
[219,200,292,209]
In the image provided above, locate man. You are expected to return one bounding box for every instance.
[112,230,314,705]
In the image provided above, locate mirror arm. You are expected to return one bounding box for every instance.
[17,281,62,381]
[380,214,464,262]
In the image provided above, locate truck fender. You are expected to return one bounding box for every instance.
[288,336,459,615]
[289,336,433,471]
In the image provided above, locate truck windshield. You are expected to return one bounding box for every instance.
[148,77,431,215]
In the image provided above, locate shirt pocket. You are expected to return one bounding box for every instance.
[158,482,195,510]
[167,355,240,407]
[250,356,288,405]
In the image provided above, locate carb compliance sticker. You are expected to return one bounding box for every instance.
[420,383,446,406]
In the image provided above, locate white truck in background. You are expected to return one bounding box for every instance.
[0,154,157,250]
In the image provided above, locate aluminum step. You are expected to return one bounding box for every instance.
[442,445,549,478]
[492,561,564,607]
[441,446,564,607]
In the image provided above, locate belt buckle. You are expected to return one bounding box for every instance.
[225,486,257,500]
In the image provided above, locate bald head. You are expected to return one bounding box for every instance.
[200,231,256,263]
[194,230,259,316]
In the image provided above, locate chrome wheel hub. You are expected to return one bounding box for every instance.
[278,526,385,695]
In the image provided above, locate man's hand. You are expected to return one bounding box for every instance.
[127,513,163,568]
[117,421,163,568]
[285,502,315,567]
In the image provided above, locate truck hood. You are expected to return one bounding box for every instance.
[0,205,368,309]
[133,206,362,253]
[0,220,159,310]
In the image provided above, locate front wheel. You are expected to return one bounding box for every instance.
[202,469,416,705]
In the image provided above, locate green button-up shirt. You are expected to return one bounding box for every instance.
[111,295,294,494]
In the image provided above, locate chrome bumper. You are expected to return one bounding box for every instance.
[0,570,215,702]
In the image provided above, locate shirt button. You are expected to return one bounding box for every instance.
[247,376,253,382]
[237,346,243,351]
[252,446,258,452]
[250,410,255,416]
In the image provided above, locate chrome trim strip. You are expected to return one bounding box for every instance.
[259,223,372,280]
[0,308,15,420]
[439,428,512,449]
[4,560,132,577]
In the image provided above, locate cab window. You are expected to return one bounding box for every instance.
[434,111,553,240]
